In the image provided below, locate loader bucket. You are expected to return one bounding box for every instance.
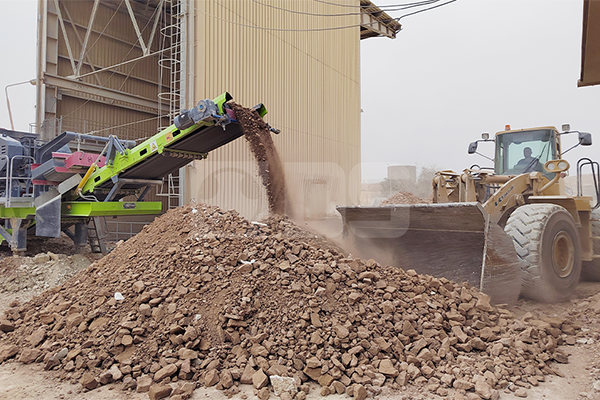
[337,203,524,305]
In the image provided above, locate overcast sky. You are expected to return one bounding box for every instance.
[361,0,600,182]
[1,0,599,184]
[0,1,37,133]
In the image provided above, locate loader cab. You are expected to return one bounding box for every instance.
[495,128,558,179]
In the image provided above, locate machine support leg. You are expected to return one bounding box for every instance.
[0,218,30,255]
[13,218,28,254]
[73,222,89,254]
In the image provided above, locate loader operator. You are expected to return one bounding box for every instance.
[514,147,543,173]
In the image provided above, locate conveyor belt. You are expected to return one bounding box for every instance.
[98,122,244,189]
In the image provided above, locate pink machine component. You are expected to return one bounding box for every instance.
[32,152,106,185]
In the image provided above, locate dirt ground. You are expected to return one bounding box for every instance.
[2,227,600,400]
[1,281,600,400]
[0,235,103,316]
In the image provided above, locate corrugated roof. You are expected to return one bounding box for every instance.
[360,0,402,40]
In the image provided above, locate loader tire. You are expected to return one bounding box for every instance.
[581,209,600,281]
[504,204,581,303]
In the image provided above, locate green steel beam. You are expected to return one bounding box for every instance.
[80,122,206,194]
[80,92,233,195]
[0,207,36,219]
[213,92,232,114]
[62,201,162,217]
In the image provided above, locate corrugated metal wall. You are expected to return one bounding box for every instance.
[45,0,172,206]
[189,0,361,221]
[46,0,171,140]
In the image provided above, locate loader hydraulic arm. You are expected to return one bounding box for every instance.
[481,173,542,223]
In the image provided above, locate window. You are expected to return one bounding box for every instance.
[495,129,557,178]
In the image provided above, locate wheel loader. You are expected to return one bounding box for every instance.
[337,125,600,304]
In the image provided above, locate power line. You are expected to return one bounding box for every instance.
[192,4,388,33]
[312,0,441,9]
[87,115,163,136]
[193,0,456,33]
[397,0,456,20]
[251,0,440,17]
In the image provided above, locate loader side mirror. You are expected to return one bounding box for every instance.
[468,141,478,154]
[579,132,592,146]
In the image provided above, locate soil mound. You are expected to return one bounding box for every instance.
[0,252,98,315]
[381,192,431,205]
[233,103,287,215]
[0,205,577,399]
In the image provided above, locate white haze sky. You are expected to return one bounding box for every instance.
[0,0,599,184]
[0,1,37,133]
[361,0,600,182]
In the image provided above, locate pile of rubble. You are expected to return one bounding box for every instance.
[0,252,98,315]
[0,205,578,400]
[380,192,430,205]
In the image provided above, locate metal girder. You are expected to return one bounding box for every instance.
[53,0,76,74]
[61,201,162,217]
[0,207,36,219]
[62,16,145,55]
[0,218,30,252]
[360,12,400,40]
[58,54,160,87]
[43,73,168,115]
[75,0,101,76]
[147,0,165,55]
[124,0,150,55]
[75,47,172,80]
[122,0,164,56]
[103,0,160,21]
[60,3,103,86]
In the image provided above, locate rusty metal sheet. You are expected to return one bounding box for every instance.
[580,0,600,87]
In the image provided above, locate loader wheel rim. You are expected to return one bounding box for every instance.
[552,231,575,278]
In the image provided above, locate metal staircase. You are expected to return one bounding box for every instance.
[88,216,108,254]
[157,173,180,209]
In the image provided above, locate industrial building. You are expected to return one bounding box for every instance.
[35,0,401,234]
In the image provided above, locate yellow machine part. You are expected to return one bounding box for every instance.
[337,202,524,305]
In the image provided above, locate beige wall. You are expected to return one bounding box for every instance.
[188,0,362,221]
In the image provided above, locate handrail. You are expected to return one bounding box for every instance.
[577,158,600,209]
[7,155,35,207]
[0,155,9,203]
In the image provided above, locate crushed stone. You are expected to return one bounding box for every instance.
[0,204,579,399]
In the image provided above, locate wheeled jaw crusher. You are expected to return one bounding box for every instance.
[0,92,266,254]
